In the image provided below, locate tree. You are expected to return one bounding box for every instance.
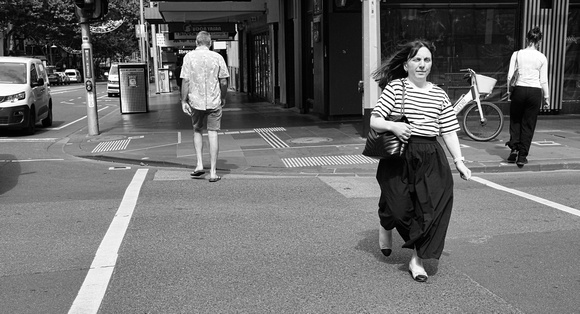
[0,0,141,67]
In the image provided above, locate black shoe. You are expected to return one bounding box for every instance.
[516,156,528,168]
[381,249,392,257]
[507,150,518,163]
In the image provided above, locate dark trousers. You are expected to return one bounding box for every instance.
[376,136,453,260]
[508,86,542,157]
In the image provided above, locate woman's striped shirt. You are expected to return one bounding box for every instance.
[371,79,460,137]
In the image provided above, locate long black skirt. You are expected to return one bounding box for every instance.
[376,136,454,260]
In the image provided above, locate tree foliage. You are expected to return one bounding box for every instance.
[0,0,142,64]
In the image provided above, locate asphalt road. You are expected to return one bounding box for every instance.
[1,84,579,313]
[1,158,579,313]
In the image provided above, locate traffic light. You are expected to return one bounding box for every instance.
[74,0,108,20]
[91,0,108,20]
[75,0,95,14]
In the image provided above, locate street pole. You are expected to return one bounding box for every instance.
[139,0,146,62]
[80,16,99,136]
[151,23,160,93]
[362,0,380,136]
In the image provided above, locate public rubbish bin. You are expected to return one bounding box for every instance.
[158,68,171,93]
[119,63,149,113]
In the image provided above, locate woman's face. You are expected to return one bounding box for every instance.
[404,46,432,82]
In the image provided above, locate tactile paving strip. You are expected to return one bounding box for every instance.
[92,139,131,153]
[281,155,378,168]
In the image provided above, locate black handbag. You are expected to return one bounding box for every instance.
[509,51,519,94]
[362,81,409,159]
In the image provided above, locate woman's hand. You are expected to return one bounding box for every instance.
[543,98,550,109]
[455,161,471,181]
[392,122,414,143]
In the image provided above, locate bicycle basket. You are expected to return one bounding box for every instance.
[475,74,497,94]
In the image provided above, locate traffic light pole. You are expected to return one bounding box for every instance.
[80,17,100,136]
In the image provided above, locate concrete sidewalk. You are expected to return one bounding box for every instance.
[65,89,580,175]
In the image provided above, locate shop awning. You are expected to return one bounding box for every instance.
[157,1,266,23]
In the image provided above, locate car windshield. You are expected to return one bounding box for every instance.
[66,72,75,76]
[0,62,27,84]
[109,65,118,76]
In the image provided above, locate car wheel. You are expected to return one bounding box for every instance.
[42,105,53,127]
[24,107,36,135]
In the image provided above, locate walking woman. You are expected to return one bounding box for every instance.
[506,26,551,168]
[370,40,471,282]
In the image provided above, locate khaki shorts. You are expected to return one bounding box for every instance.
[191,107,222,131]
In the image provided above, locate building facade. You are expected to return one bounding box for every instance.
[148,0,580,123]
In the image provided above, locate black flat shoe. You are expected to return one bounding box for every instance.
[507,150,518,163]
[381,249,392,257]
[516,156,528,168]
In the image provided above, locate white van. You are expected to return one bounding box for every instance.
[0,57,53,135]
[107,63,119,97]
[64,69,82,83]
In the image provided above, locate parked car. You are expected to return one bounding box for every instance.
[57,72,70,85]
[64,69,82,83]
[0,56,53,135]
[107,63,119,97]
[46,66,62,85]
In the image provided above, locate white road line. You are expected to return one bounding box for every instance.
[471,176,580,217]
[68,168,149,314]
[0,138,58,142]
[47,106,109,130]
[0,158,65,162]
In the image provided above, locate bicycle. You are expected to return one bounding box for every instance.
[451,68,504,141]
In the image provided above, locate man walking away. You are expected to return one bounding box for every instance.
[180,31,230,182]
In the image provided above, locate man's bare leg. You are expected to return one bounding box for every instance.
[193,130,204,172]
[207,130,219,179]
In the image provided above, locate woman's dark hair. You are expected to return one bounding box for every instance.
[527,27,543,44]
[372,40,435,89]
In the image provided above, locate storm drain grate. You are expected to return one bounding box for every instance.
[92,139,131,153]
[282,155,379,168]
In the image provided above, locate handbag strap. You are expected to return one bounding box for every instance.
[400,78,406,115]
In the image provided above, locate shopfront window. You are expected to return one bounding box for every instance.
[564,2,580,101]
[379,3,517,102]
[251,31,271,100]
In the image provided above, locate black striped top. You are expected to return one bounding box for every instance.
[371,79,460,137]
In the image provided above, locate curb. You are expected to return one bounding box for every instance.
[73,153,580,177]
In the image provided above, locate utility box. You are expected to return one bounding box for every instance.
[119,63,149,113]
[158,68,171,93]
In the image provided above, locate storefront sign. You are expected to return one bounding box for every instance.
[167,23,237,41]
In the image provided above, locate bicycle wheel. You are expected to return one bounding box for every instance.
[462,101,504,141]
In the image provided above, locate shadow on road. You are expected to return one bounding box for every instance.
[0,154,20,195]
